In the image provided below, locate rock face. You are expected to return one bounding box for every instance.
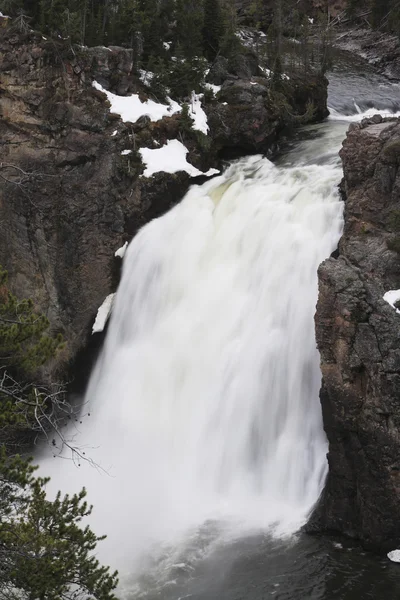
[207,72,328,157]
[336,29,400,82]
[0,31,191,374]
[0,29,328,378]
[308,116,400,551]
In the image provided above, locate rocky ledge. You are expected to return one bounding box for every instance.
[336,28,400,81]
[308,115,400,552]
[0,29,327,379]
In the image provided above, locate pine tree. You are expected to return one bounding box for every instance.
[0,450,118,600]
[202,0,225,61]
[0,267,63,377]
[175,0,204,61]
[0,266,118,600]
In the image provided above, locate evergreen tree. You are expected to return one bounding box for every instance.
[0,266,118,600]
[220,3,242,59]
[175,0,204,61]
[202,0,225,61]
[0,451,118,600]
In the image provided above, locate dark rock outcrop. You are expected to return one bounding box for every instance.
[207,72,328,157]
[336,29,400,81]
[308,116,400,552]
[0,31,190,374]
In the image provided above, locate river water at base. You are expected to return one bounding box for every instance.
[39,53,400,599]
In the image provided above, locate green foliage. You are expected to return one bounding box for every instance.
[179,103,195,135]
[220,4,242,59]
[202,0,225,61]
[0,267,118,600]
[0,267,63,377]
[175,0,204,61]
[0,449,118,600]
[167,56,207,98]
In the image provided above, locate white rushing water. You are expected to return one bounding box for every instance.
[40,104,400,593]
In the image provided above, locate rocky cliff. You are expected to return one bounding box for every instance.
[0,29,327,379]
[308,115,400,552]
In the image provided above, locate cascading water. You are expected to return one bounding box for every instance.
[39,88,400,595]
[41,152,342,581]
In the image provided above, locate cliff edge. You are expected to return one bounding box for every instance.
[308,115,400,551]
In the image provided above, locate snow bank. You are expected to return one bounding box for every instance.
[115,242,128,259]
[94,82,211,137]
[388,549,400,563]
[189,93,209,135]
[139,140,219,178]
[204,83,221,95]
[92,294,115,334]
[93,81,181,123]
[383,289,400,314]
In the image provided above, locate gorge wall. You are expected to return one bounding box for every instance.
[308,116,400,552]
[0,29,327,378]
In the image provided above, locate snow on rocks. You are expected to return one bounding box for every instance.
[383,290,400,314]
[93,81,181,123]
[189,92,209,135]
[139,139,219,178]
[204,83,221,96]
[388,550,400,563]
[139,69,154,87]
[92,294,115,334]
[115,242,128,259]
[260,66,272,77]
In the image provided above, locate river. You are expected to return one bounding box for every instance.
[39,50,400,599]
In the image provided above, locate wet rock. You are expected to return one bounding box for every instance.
[307,117,400,552]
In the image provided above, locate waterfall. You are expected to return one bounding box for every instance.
[40,145,344,590]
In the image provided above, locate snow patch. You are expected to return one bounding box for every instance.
[92,294,115,334]
[260,66,272,77]
[111,129,118,137]
[189,92,209,135]
[333,542,343,549]
[93,81,181,124]
[383,290,400,314]
[388,549,400,563]
[139,69,154,87]
[139,140,219,178]
[163,41,171,50]
[204,83,221,95]
[121,149,132,156]
[115,242,128,259]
